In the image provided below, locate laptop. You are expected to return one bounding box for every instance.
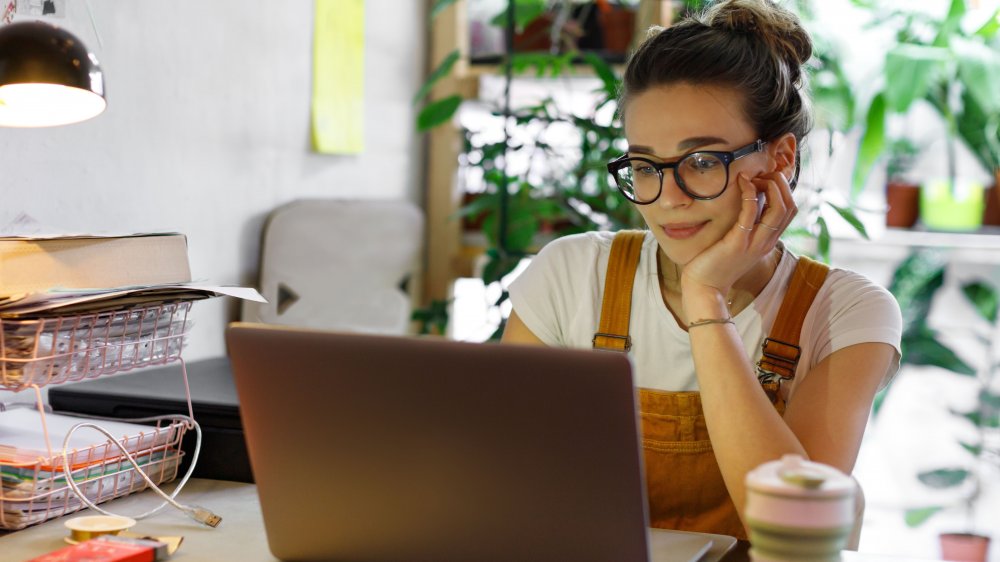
[225,322,736,562]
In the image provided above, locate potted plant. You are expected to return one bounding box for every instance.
[883,250,1000,561]
[851,0,1000,232]
[884,137,921,228]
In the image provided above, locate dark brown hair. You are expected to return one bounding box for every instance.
[620,0,813,145]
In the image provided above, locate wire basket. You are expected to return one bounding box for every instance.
[0,417,187,530]
[0,301,192,391]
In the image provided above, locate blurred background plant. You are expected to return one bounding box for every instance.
[883,249,999,536]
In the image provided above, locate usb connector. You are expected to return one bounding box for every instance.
[187,505,222,528]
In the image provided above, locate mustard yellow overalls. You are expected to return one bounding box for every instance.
[592,231,829,540]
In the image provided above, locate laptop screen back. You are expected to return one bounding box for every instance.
[226,322,650,562]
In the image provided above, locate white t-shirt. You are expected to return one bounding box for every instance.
[508,231,902,399]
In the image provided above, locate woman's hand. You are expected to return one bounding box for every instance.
[679,170,797,306]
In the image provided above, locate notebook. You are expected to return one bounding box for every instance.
[225,322,737,562]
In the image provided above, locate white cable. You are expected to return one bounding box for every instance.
[60,413,221,527]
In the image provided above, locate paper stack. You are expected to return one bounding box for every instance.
[0,408,186,530]
[0,219,265,529]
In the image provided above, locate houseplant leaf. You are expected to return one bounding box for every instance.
[903,327,976,375]
[827,202,870,239]
[917,467,970,488]
[815,216,830,262]
[961,281,999,323]
[417,95,463,131]
[973,7,1000,39]
[884,44,947,113]
[905,506,943,527]
[851,92,886,198]
[888,251,946,334]
[489,0,547,33]
[583,52,619,98]
[953,37,1000,115]
[413,50,460,106]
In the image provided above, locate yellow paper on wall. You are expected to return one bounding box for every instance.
[311,0,364,154]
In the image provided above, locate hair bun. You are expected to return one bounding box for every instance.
[704,0,812,70]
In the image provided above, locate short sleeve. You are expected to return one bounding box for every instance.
[805,270,903,390]
[507,234,601,346]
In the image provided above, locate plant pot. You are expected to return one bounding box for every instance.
[983,174,1000,226]
[597,7,635,55]
[885,181,921,228]
[940,532,990,562]
[919,178,985,232]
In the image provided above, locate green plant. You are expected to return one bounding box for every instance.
[886,137,921,184]
[852,0,1000,197]
[882,249,1000,531]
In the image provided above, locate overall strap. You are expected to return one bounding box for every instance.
[592,230,646,352]
[757,255,830,403]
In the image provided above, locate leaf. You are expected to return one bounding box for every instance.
[973,8,1000,40]
[902,328,976,375]
[429,0,458,22]
[489,0,547,33]
[917,468,970,489]
[852,93,886,199]
[482,250,523,284]
[417,95,463,131]
[884,44,948,113]
[954,37,1000,116]
[888,251,946,334]
[816,216,830,263]
[933,0,966,47]
[583,52,619,98]
[961,281,999,323]
[960,442,983,456]
[413,50,460,106]
[905,506,943,527]
[827,202,870,239]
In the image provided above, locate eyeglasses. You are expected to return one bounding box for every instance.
[606,139,766,204]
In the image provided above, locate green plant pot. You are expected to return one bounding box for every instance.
[919,178,985,231]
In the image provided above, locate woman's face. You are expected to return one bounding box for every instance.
[622,83,772,266]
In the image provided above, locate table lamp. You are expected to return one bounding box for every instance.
[0,20,105,127]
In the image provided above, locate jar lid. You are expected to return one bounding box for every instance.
[745,454,855,498]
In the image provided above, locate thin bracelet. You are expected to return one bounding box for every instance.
[688,317,734,329]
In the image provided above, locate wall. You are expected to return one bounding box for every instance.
[0,0,425,360]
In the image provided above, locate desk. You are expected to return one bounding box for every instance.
[0,479,934,562]
[0,479,277,562]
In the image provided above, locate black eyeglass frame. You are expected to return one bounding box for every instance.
[606,139,767,204]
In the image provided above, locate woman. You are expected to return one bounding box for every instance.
[501,0,902,540]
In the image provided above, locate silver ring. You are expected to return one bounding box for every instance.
[759,222,780,231]
[736,223,753,232]
[742,197,758,202]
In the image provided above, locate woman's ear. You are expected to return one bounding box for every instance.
[770,133,797,181]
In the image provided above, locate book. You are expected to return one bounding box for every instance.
[0,233,191,298]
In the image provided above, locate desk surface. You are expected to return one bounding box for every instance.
[0,479,932,562]
[0,479,276,562]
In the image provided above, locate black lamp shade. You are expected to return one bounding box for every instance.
[0,21,106,127]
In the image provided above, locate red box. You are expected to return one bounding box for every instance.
[26,538,154,562]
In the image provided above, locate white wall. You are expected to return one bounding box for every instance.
[0,1,426,359]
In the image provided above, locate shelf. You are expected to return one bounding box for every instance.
[832,227,1000,265]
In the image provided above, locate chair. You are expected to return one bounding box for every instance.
[241,199,423,335]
